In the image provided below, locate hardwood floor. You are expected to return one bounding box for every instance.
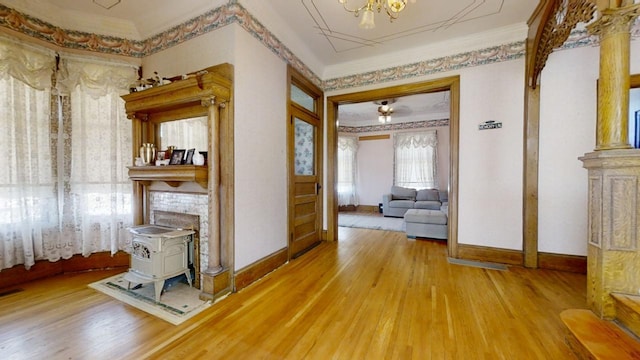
[0,227,586,359]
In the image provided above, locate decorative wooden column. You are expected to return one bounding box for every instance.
[581,3,640,319]
[200,95,228,300]
[590,5,638,150]
[129,112,147,225]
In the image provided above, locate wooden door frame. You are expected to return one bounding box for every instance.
[287,66,324,259]
[326,76,461,257]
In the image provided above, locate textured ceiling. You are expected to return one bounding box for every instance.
[338,91,450,127]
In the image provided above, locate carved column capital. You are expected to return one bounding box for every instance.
[128,113,149,121]
[201,96,227,109]
[587,4,640,37]
[201,96,216,108]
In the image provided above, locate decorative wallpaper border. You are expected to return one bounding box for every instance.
[324,41,526,92]
[2,1,638,92]
[339,119,450,133]
[0,3,147,57]
[0,1,322,87]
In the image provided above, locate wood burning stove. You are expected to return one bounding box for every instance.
[125,225,195,301]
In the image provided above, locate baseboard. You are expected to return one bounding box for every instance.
[456,245,587,273]
[338,205,357,211]
[0,251,130,290]
[234,248,288,291]
[357,205,379,213]
[538,252,587,274]
[338,205,379,213]
[456,244,523,266]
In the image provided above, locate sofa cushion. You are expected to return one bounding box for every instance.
[404,209,447,225]
[388,199,416,209]
[416,189,439,201]
[391,186,416,200]
[439,190,448,202]
[414,200,441,210]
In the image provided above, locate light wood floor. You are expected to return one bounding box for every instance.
[0,227,587,359]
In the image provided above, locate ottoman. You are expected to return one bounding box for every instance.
[404,209,448,240]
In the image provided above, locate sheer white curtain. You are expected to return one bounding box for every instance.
[59,58,137,256]
[0,36,57,270]
[0,35,138,270]
[394,131,438,189]
[337,135,358,206]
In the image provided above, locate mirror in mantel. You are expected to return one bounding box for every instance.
[159,116,208,152]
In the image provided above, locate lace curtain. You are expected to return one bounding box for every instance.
[337,136,358,206]
[0,36,137,270]
[394,131,438,189]
[61,58,136,256]
[0,34,55,90]
[0,77,57,270]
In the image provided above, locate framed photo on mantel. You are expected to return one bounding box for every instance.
[169,149,185,165]
[185,148,195,165]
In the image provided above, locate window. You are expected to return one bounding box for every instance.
[337,136,358,206]
[0,36,137,270]
[394,131,438,189]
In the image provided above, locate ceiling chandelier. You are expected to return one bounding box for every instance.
[338,0,412,29]
[377,99,395,123]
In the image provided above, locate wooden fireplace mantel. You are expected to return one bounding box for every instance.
[127,165,208,188]
[122,63,232,224]
[121,63,234,301]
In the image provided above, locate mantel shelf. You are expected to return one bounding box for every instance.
[128,165,208,188]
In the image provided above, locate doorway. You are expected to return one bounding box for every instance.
[326,76,460,257]
[288,66,324,258]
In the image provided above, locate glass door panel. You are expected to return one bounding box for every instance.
[294,117,315,176]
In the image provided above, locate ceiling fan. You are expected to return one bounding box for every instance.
[375,99,395,123]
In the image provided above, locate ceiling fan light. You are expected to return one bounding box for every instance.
[359,8,375,29]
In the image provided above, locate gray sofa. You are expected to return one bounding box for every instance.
[382,186,448,217]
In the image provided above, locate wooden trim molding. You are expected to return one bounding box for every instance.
[358,134,390,141]
[457,244,524,266]
[0,251,130,290]
[539,252,587,274]
[456,245,586,273]
[327,75,460,256]
[234,248,288,291]
[338,205,378,213]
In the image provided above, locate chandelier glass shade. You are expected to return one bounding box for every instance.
[338,0,411,29]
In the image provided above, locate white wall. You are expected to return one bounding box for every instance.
[142,25,235,78]
[538,46,598,256]
[457,59,524,250]
[356,136,393,206]
[349,126,450,206]
[142,24,289,271]
[232,28,288,270]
